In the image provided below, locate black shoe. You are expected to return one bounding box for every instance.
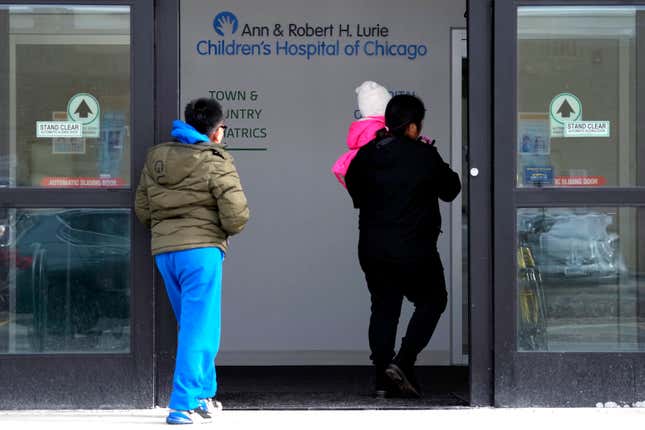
[385,363,421,398]
[373,388,387,399]
[374,366,397,399]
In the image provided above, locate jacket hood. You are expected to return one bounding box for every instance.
[171,120,210,144]
[346,116,386,150]
[146,142,213,186]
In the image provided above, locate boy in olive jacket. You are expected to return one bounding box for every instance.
[135,98,249,425]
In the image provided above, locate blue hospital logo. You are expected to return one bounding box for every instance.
[213,12,239,36]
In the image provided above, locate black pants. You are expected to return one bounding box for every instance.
[360,254,448,369]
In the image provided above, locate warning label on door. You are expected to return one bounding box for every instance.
[67,93,100,138]
[555,176,607,186]
[563,121,610,138]
[36,121,82,138]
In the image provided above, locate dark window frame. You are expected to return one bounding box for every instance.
[154,0,179,408]
[0,0,154,409]
[468,0,495,407]
[495,0,645,407]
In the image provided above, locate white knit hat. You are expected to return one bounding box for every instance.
[355,81,391,117]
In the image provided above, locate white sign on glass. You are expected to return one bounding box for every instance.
[563,121,610,138]
[549,92,582,138]
[36,121,82,138]
[67,93,100,138]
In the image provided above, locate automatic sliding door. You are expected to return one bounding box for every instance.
[494,1,645,406]
[0,2,153,408]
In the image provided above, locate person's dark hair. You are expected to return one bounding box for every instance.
[184,98,224,135]
[376,94,426,139]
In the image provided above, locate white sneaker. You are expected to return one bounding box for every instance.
[198,398,223,414]
[166,408,212,425]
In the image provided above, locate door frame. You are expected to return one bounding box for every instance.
[0,0,154,409]
[467,0,495,407]
[493,0,645,406]
[152,0,496,407]
[154,0,180,407]
[451,27,468,366]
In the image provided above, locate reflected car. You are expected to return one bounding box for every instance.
[4,209,130,352]
[518,209,627,282]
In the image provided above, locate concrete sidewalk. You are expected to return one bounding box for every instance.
[1,408,645,429]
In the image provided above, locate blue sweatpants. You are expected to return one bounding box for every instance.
[155,247,223,411]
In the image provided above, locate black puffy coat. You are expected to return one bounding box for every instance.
[345,136,461,262]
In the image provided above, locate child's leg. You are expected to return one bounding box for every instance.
[169,247,223,411]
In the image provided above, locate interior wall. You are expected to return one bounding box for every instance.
[179,0,466,365]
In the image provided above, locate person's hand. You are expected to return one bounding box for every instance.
[419,135,435,145]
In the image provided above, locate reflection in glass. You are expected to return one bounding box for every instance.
[0,5,131,188]
[517,6,644,187]
[517,208,645,352]
[0,209,131,354]
[461,57,470,355]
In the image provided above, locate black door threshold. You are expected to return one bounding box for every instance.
[216,365,469,410]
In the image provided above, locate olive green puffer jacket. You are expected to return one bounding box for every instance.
[135,141,249,255]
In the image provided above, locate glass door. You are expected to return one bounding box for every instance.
[494,0,645,406]
[0,2,154,408]
[452,28,469,365]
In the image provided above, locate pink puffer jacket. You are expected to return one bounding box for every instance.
[332,116,386,188]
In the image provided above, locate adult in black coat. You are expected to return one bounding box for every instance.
[346,94,461,398]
